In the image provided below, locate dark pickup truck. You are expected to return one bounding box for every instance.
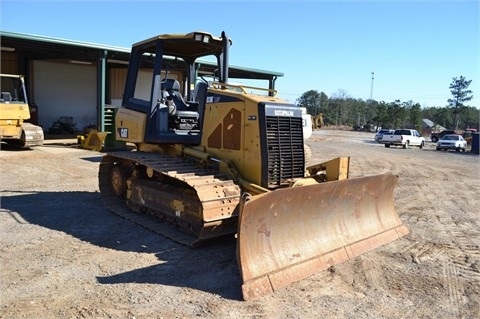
[430,130,456,142]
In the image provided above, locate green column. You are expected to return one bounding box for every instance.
[97,50,107,131]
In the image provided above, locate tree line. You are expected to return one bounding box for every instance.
[297,76,478,132]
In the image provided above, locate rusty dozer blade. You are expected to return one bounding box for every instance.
[237,173,409,300]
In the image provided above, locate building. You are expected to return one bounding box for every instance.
[421,118,446,137]
[1,31,284,135]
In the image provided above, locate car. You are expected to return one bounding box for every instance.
[430,130,456,143]
[436,134,467,152]
[374,129,394,142]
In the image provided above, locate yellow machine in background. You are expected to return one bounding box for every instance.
[0,74,44,148]
[312,113,324,129]
[463,128,477,145]
[77,129,109,151]
[98,31,408,300]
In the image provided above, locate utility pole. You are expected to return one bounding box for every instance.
[370,72,375,101]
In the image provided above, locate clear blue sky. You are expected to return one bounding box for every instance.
[1,0,478,108]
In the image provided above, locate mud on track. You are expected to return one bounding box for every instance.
[1,130,479,319]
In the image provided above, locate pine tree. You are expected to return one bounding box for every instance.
[448,76,473,130]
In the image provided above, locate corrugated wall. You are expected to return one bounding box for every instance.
[109,67,127,101]
[1,51,19,74]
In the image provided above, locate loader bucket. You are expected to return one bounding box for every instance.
[237,173,409,300]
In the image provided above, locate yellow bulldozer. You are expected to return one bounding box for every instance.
[98,31,408,300]
[0,74,44,148]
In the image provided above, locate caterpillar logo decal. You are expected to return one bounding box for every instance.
[274,110,294,117]
[264,104,302,118]
[118,128,128,138]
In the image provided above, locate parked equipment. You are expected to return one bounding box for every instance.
[0,74,44,148]
[98,31,409,300]
[312,113,324,129]
[77,129,108,152]
[462,128,477,146]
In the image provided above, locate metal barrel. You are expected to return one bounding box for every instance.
[237,173,409,300]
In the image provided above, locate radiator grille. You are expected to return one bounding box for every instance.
[265,116,305,187]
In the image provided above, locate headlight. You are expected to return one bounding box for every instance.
[194,33,210,43]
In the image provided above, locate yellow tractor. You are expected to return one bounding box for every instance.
[98,31,408,300]
[0,74,44,148]
[312,113,324,129]
[463,128,477,146]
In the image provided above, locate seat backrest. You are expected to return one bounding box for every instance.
[161,78,181,92]
[194,82,208,107]
[1,92,12,102]
[161,78,188,110]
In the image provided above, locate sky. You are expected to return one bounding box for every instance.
[1,0,479,108]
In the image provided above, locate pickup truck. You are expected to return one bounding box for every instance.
[382,129,425,149]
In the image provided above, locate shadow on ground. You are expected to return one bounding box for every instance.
[1,191,242,300]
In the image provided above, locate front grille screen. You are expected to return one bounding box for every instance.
[265,116,304,187]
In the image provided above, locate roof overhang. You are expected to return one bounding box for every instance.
[0,31,283,81]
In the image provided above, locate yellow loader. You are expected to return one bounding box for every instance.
[98,31,408,300]
[0,74,44,148]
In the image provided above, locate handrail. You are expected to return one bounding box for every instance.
[210,81,277,96]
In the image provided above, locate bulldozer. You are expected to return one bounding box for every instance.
[0,74,44,148]
[98,31,409,300]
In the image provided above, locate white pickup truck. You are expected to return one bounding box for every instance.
[382,129,425,149]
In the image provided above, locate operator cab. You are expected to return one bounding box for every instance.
[0,74,27,104]
[121,31,230,145]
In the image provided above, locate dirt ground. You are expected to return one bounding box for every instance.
[1,129,479,319]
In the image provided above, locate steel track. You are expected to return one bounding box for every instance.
[98,151,241,247]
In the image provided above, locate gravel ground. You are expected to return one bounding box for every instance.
[0,130,479,319]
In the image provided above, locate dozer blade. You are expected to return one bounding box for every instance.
[237,173,409,300]
[80,130,108,151]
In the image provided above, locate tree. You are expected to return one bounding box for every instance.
[448,76,473,130]
[405,100,422,131]
[296,90,322,116]
[330,89,351,126]
[372,101,390,129]
[387,100,406,129]
[319,92,329,116]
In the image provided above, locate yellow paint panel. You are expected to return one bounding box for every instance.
[115,108,146,143]
[0,103,30,120]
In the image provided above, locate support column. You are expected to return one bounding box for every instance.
[97,50,107,131]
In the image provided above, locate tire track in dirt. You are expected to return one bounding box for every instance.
[396,162,479,318]
[402,240,446,264]
[350,256,390,293]
[399,215,479,318]
[444,220,480,282]
[398,296,439,319]
[442,255,463,318]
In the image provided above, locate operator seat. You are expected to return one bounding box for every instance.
[194,81,208,109]
[161,79,200,131]
[161,79,190,111]
[1,92,12,102]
